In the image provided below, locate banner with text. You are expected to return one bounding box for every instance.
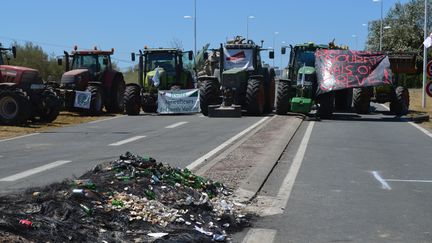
[157,89,200,114]
[315,50,393,95]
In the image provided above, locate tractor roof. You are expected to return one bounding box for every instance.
[72,50,114,56]
[143,48,183,54]
[294,42,329,50]
[225,43,257,49]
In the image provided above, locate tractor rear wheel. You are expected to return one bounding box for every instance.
[317,92,335,118]
[275,79,291,115]
[142,94,157,113]
[0,89,31,125]
[246,79,265,115]
[199,79,219,116]
[353,88,371,114]
[105,78,126,113]
[390,86,409,115]
[264,71,276,113]
[124,85,141,115]
[85,86,103,115]
[39,90,61,123]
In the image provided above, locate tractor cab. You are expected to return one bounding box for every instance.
[131,48,194,91]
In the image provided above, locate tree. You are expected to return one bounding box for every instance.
[366,0,432,52]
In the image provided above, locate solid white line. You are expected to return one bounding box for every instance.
[242,228,277,243]
[385,179,432,183]
[186,116,270,170]
[380,104,432,139]
[165,121,188,129]
[371,171,392,190]
[108,135,146,146]
[0,160,72,182]
[263,121,314,216]
[88,115,124,124]
[408,122,432,138]
[0,133,40,143]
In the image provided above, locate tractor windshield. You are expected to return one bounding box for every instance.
[71,55,108,74]
[294,49,316,69]
[146,52,175,73]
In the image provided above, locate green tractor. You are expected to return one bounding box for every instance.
[352,52,415,115]
[199,36,275,117]
[276,42,350,117]
[124,48,194,115]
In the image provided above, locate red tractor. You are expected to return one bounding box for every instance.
[52,46,125,115]
[0,43,61,125]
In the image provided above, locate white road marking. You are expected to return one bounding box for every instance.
[262,121,314,216]
[408,122,432,138]
[385,179,432,183]
[371,171,392,190]
[379,104,432,139]
[186,116,271,170]
[165,121,188,129]
[198,114,205,117]
[0,160,72,182]
[88,115,124,124]
[0,133,40,143]
[242,228,277,243]
[108,136,146,146]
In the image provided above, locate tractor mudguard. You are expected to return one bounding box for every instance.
[0,82,18,88]
[88,81,103,87]
[249,75,264,81]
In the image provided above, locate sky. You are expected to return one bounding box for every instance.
[1,0,411,71]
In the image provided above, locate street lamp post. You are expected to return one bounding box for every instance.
[246,16,255,41]
[422,0,428,108]
[352,34,358,50]
[184,0,197,58]
[273,31,279,67]
[373,0,384,52]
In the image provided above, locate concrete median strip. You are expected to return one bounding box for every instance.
[197,115,303,202]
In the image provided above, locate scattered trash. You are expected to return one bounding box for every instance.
[0,152,251,242]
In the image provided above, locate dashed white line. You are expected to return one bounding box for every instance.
[371,171,392,190]
[242,228,277,243]
[187,116,271,170]
[88,115,125,124]
[165,121,188,129]
[0,133,40,143]
[108,136,146,146]
[262,121,314,216]
[0,160,72,182]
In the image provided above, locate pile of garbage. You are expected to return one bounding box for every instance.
[0,152,251,242]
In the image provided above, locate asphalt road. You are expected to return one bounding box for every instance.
[238,104,432,243]
[0,113,264,193]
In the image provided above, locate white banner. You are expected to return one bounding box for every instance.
[74,91,91,109]
[157,89,200,114]
[223,48,254,71]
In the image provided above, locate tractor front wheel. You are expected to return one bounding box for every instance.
[199,79,220,116]
[124,85,141,115]
[39,90,61,123]
[142,94,157,113]
[353,88,371,114]
[390,86,409,115]
[275,79,291,115]
[0,89,31,125]
[246,79,265,116]
[105,78,126,113]
[85,86,103,115]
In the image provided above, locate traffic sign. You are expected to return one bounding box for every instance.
[427,60,432,77]
[426,81,432,97]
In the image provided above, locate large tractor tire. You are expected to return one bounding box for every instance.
[199,79,220,116]
[124,85,141,115]
[39,90,61,123]
[85,86,104,115]
[334,89,352,111]
[105,77,126,113]
[246,79,265,116]
[353,88,371,114]
[264,69,276,113]
[390,86,409,115]
[0,89,31,125]
[317,92,335,118]
[275,79,292,115]
[142,94,157,113]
